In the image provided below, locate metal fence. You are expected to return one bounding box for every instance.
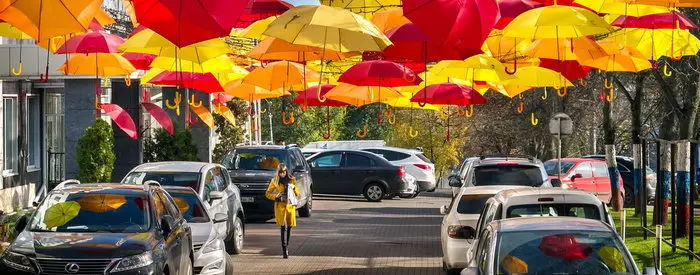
[47,149,65,191]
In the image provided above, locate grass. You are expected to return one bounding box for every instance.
[611,209,700,274]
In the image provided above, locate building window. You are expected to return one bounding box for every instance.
[3,97,18,174]
[27,96,40,169]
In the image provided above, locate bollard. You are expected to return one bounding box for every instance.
[656,224,663,269]
[621,209,626,241]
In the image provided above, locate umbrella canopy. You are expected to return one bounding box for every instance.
[611,11,696,29]
[263,5,392,52]
[370,7,410,33]
[243,61,320,91]
[234,15,276,40]
[119,29,231,63]
[248,37,358,62]
[610,28,700,60]
[495,0,544,30]
[484,82,534,98]
[43,201,81,228]
[102,103,138,139]
[502,5,614,39]
[121,53,156,70]
[149,55,237,74]
[130,0,252,47]
[382,91,443,111]
[325,83,403,106]
[189,103,214,129]
[573,0,674,16]
[431,55,517,83]
[381,23,462,62]
[524,37,607,61]
[338,60,422,87]
[320,0,403,19]
[624,0,700,8]
[539,58,592,81]
[0,0,103,41]
[293,84,348,107]
[58,53,136,77]
[56,31,124,54]
[148,71,224,93]
[237,0,293,28]
[224,79,288,101]
[410,83,487,106]
[501,66,574,88]
[582,42,652,72]
[141,102,174,135]
[0,21,30,39]
[481,30,534,62]
[77,194,127,213]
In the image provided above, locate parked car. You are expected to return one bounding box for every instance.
[361,147,437,192]
[163,186,233,274]
[399,173,420,198]
[122,161,245,254]
[0,181,193,275]
[439,186,523,274]
[449,155,552,189]
[301,148,325,159]
[448,157,479,197]
[544,158,625,203]
[583,155,657,207]
[461,217,651,275]
[222,145,313,219]
[306,149,411,202]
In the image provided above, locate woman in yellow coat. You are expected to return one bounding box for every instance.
[265,163,300,258]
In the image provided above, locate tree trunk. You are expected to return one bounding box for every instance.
[603,96,622,211]
[631,74,645,215]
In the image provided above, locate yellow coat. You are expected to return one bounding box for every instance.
[265,176,301,227]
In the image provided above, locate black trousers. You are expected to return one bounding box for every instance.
[280,226,291,247]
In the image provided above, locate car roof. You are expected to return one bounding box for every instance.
[492,187,600,204]
[58,184,151,194]
[549,158,607,163]
[131,161,215,173]
[583,155,633,161]
[235,145,289,150]
[458,185,527,196]
[361,147,422,154]
[475,158,540,167]
[315,149,373,154]
[491,217,612,233]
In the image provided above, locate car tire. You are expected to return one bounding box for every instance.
[427,185,437,193]
[226,216,244,255]
[399,193,412,199]
[623,185,634,208]
[443,262,461,275]
[299,195,312,217]
[363,183,384,202]
[411,191,421,198]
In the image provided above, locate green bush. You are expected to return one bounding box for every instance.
[77,119,115,183]
[144,126,199,162]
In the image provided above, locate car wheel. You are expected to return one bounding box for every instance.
[399,193,412,199]
[299,195,312,217]
[411,191,421,198]
[623,185,634,208]
[443,262,461,275]
[363,183,384,202]
[226,216,244,255]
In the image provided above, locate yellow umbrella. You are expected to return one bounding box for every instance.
[233,15,276,40]
[58,53,136,77]
[481,30,533,61]
[172,197,190,213]
[243,61,320,91]
[370,7,410,33]
[609,28,700,60]
[77,194,127,213]
[574,0,673,16]
[400,71,490,95]
[431,55,517,83]
[248,37,359,62]
[524,37,608,62]
[43,201,81,228]
[150,55,237,73]
[582,42,652,72]
[623,0,700,8]
[213,67,249,86]
[140,68,165,84]
[224,79,288,101]
[0,22,30,39]
[0,0,102,41]
[501,67,574,89]
[382,92,442,111]
[486,82,534,98]
[119,29,231,63]
[502,6,614,39]
[325,83,403,106]
[320,0,403,19]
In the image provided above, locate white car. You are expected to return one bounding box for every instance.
[439,186,523,274]
[361,147,437,192]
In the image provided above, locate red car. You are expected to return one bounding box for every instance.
[544,158,624,203]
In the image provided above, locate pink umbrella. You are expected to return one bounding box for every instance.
[141,103,174,135]
[101,104,138,139]
[236,0,293,28]
[495,0,543,30]
[611,11,697,29]
[292,85,347,107]
[338,60,422,87]
[215,94,235,104]
[410,83,487,106]
[122,53,156,70]
[382,23,462,62]
[55,32,125,54]
[148,71,224,93]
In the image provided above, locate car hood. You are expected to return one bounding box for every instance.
[228,170,275,184]
[189,222,215,245]
[10,231,156,259]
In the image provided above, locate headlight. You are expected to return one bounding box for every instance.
[201,239,225,254]
[110,251,153,273]
[2,251,35,273]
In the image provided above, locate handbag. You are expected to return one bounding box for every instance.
[286,183,298,207]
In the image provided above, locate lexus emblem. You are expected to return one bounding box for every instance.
[65,263,80,274]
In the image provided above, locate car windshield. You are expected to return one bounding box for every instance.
[473,165,544,186]
[29,189,151,233]
[495,230,636,275]
[506,204,601,220]
[165,189,210,223]
[223,149,286,171]
[457,194,495,214]
[544,160,576,176]
[123,172,201,192]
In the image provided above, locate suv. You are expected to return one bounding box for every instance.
[122,161,245,254]
[222,145,313,219]
[448,155,551,189]
[0,181,193,275]
[361,147,437,192]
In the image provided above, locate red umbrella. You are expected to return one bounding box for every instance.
[361,52,427,73]
[495,0,544,30]
[215,94,235,104]
[382,23,462,62]
[530,0,576,6]
[130,0,253,47]
[403,0,501,59]
[611,11,697,29]
[539,58,592,81]
[141,102,174,135]
[122,53,156,70]
[236,0,293,28]
[149,71,224,93]
[101,104,138,140]
[338,60,422,87]
[89,19,105,31]
[293,85,348,107]
[538,234,593,261]
[55,32,124,54]
[410,83,487,106]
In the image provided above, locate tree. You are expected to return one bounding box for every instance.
[339,104,394,141]
[212,100,248,162]
[263,97,345,146]
[144,126,199,162]
[77,119,116,183]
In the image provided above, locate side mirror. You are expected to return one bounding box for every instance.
[448,177,463,187]
[440,205,449,215]
[160,216,173,237]
[463,226,476,239]
[14,215,28,234]
[460,267,480,275]
[571,173,583,181]
[210,191,224,201]
[213,213,228,223]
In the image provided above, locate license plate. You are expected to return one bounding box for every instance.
[241,197,254,203]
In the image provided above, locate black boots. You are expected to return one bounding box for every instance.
[280,226,291,258]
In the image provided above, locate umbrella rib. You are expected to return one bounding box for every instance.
[57,0,88,34]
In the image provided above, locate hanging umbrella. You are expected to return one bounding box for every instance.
[55,32,124,54]
[495,0,544,30]
[381,23,462,62]
[237,0,293,28]
[370,7,410,33]
[484,82,534,98]
[233,15,276,40]
[212,101,237,126]
[610,28,700,60]
[582,42,653,72]
[141,102,174,135]
[224,79,289,101]
[524,37,608,62]
[43,201,81,228]
[501,66,574,88]
[122,53,156,70]
[149,55,237,74]
[481,30,536,66]
[502,5,613,39]
[119,29,231,63]
[321,0,403,19]
[539,58,592,81]
[611,11,696,29]
[325,83,403,106]
[243,61,320,91]
[102,103,138,139]
[148,71,225,93]
[338,60,422,87]
[129,0,252,47]
[623,0,700,8]
[58,53,136,77]
[189,103,214,129]
[430,55,517,83]
[248,37,358,62]
[77,194,127,213]
[382,92,442,111]
[0,0,103,41]
[0,21,30,39]
[410,83,487,106]
[573,0,674,16]
[293,85,348,107]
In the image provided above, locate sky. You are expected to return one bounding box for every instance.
[285,0,321,6]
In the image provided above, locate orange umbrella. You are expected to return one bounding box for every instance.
[370,7,410,33]
[243,61,320,91]
[524,37,608,62]
[248,37,359,62]
[325,83,403,106]
[224,79,289,101]
[77,194,127,213]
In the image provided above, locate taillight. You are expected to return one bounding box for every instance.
[413,163,430,170]
[398,166,406,177]
[447,225,465,239]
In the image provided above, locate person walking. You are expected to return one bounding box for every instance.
[264,163,300,258]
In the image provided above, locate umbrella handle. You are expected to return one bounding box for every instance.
[142,88,150,103]
[464,105,474,118]
[387,115,396,125]
[165,91,182,116]
[187,111,199,126]
[377,110,382,124]
[299,105,308,113]
[247,106,256,117]
[282,112,295,125]
[409,126,419,138]
[606,88,615,102]
[103,78,111,88]
[251,119,259,132]
[125,76,132,87]
[530,113,539,126]
[579,79,587,87]
[518,93,524,99]
[517,102,524,114]
[456,107,465,116]
[384,106,394,118]
[316,83,327,103]
[40,66,49,83]
[557,87,567,97]
[403,71,417,83]
[505,59,517,75]
[541,89,548,100]
[189,95,203,108]
[663,64,673,77]
[322,127,331,140]
[212,102,221,114]
[604,78,613,89]
[356,125,368,138]
[11,62,22,76]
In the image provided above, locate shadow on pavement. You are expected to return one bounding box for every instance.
[299,267,443,274]
[348,207,442,216]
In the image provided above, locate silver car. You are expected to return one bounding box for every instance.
[461,217,655,275]
[123,161,245,254]
[163,187,233,274]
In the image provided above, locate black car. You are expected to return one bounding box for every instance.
[0,181,193,275]
[306,150,411,202]
[222,145,313,219]
[448,154,552,191]
[583,155,657,207]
